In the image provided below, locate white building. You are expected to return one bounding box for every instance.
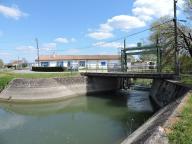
[36,55,122,70]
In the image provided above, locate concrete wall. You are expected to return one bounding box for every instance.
[149,79,190,108]
[86,76,121,94]
[0,76,121,102]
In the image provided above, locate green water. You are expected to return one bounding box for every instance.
[0,90,154,144]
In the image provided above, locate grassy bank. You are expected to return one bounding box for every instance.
[168,74,192,144]
[168,95,192,144]
[0,72,80,92]
[181,74,192,85]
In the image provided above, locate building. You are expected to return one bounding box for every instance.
[36,55,122,70]
[6,59,28,69]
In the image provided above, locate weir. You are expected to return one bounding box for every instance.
[82,72,190,108]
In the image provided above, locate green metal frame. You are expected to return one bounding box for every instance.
[121,42,162,73]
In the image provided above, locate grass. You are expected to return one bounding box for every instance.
[0,71,80,92]
[133,78,153,86]
[181,74,192,85]
[168,95,192,144]
[168,74,192,144]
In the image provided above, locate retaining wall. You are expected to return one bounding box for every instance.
[0,76,120,102]
[150,79,190,108]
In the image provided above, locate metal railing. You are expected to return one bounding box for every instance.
[76,63,174,74]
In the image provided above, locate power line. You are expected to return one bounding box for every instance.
[0,19,173,53]
[51,19,173,52]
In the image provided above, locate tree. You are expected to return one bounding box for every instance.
[184,0,192,19]
[0,59,4,68]
[150,17,192,57]
[21,58,28,68]
[149,17,192,70]
[139,53,157,62]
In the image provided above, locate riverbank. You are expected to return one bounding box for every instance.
[0,72,79,92]
[0,77,87,103]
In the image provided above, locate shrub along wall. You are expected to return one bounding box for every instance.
[32,67,67,72]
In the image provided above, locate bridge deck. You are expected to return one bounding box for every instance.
[81,72,177,79]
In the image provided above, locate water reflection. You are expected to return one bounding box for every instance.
[0,89,154,144]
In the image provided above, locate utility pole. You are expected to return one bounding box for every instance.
[156,35,160,73]
[173,0,179,76]
[35,38,40,67]
[124,38,127,72]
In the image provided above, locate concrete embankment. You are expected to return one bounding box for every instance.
[121,79,191,144]
[121,91,192,144]
[0,76,120,103]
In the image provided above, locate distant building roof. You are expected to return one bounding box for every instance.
[37,55,120,61]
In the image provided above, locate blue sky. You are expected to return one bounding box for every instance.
[0,0,185,63]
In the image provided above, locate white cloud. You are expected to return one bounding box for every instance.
[132,0,184,21]
[71,38,76,42]
[54,37,69,43]
[54,37,76,44]
[15,45,36,52]
[41,43,57,51]
[88,15,145,40]
[0,5,27,20]
[106,15,146,30]
[88,0,184,40]
[0,52,11,57]
[93,41,122,48]
[88,31,114,40]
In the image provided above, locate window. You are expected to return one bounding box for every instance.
[79,61,85,67]
[41,62,49,67]
[57,61,63,67]
[101,61,106,66]
[67,61,71,67]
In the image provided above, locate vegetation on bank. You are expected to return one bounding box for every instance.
[0,72,80,92]
[181,74,192,85]
[168,95,192,144]
[168,74,192,144]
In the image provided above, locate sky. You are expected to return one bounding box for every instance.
[0,0,185,63]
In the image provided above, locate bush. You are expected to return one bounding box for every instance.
[32,67,67,72]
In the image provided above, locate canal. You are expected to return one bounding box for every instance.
[0,88,154,144]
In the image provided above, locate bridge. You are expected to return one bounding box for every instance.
[80,41,182,109]
[81,41,179,80]
[81,72,177,79]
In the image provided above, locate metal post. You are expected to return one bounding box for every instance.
[156,35,160,73]
[124,39,127,72]
[35,38,40,67]
[173,0,179,75]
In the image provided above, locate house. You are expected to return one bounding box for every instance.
[6,59,28,69]
[35,55,123,70]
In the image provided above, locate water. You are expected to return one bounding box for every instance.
[0,90,154,144]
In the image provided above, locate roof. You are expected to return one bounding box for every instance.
[37,55,120,61]
[9,60,24,66]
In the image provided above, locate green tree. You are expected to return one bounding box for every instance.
[0,59,4,68]
[149,16,192,71]
[180,55,192,73]
[139,53,157,62]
